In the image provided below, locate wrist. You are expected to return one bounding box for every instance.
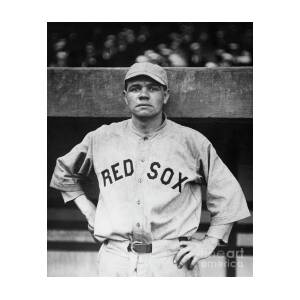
[204,235,219,248]
[74,195,96,220]
[86,210,95,226]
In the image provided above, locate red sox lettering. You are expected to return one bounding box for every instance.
[101,159,134,186]
[101,158,189,192]
[147,162,188,192]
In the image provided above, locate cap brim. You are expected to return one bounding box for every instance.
[125,71,167,87]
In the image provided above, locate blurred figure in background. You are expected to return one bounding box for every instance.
[48,23,252,68]
[81,43,98,67]
[49,51,69,67]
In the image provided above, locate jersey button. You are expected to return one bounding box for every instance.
[138,178,142,183]
[136,222,141,228]
[137,200,141,205]
[140,158,145,163]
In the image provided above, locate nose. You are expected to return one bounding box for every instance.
[138,87,150,100]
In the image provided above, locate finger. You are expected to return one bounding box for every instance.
[174,247,191,262]
[173,247,190,264]
[90,230,101,243]
[189,256,200,269]
[87,223,94,233]
[177,251,189,267]
[92,235,100,243]
[177,252,194,269]
[174,247,190,264]
[187,258,194,270]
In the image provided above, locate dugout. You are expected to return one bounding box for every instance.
[47,67,253,276]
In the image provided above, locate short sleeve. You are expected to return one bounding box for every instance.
[199,141,251,225]
[50,131,94,198]
[61,191,86,203]
[206,223,233,244]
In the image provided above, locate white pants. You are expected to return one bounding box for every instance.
[97,239,201,277]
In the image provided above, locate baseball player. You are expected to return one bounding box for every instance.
[50,62,250,276]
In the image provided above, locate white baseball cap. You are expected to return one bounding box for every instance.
[125,62,168,88]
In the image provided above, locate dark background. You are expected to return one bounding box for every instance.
[48,22,252,68]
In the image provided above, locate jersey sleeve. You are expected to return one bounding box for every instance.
[199,140,251,226]
[60,190,86,203]
[50,131,94,201]
[206,223,233,244]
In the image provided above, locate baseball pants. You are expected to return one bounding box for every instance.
[96,239,201,277]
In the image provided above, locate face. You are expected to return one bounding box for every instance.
[123,75,169,120]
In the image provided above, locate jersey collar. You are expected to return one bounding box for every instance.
[129,113,168,139]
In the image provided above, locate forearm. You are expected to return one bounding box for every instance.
[61,191,96,226]
[74,194,96,226]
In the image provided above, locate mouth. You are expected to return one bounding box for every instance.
[136,104,152,108]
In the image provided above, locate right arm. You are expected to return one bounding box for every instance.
[50,132,94,193]
[50,131,97,230]
[61,192,96,228]
[74,194,96,228]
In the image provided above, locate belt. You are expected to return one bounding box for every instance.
[127,237,190,254]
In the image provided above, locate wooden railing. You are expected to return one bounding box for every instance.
[48,67,252,118]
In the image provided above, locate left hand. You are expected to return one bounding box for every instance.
[87,223,100,244]
[173,236,219,270]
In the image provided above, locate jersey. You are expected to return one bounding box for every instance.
[50,116,250,243]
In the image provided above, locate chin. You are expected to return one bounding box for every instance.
[133,111,155,118]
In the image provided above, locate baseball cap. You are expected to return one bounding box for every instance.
[125,62,168,88]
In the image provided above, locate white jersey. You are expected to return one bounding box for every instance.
[50,116,250,243]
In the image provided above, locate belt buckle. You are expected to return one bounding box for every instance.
[130,241,143,254]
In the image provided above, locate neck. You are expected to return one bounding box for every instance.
[132,113,164,135]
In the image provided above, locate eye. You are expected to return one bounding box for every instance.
[149,85,160,92]
[129,86,141,92]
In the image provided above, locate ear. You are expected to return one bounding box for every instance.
[163,89,170,105]
[123,90,128,106]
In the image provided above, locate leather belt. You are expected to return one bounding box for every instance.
[127,237,190,254]
[127,241,152,254]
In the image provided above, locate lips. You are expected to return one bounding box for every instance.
[136,104,152,107]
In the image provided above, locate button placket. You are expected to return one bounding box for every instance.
[136,136,148,182]
[140,136,148,164]
[133,136,151,238]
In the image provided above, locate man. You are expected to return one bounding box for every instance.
[50,62,250,276]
